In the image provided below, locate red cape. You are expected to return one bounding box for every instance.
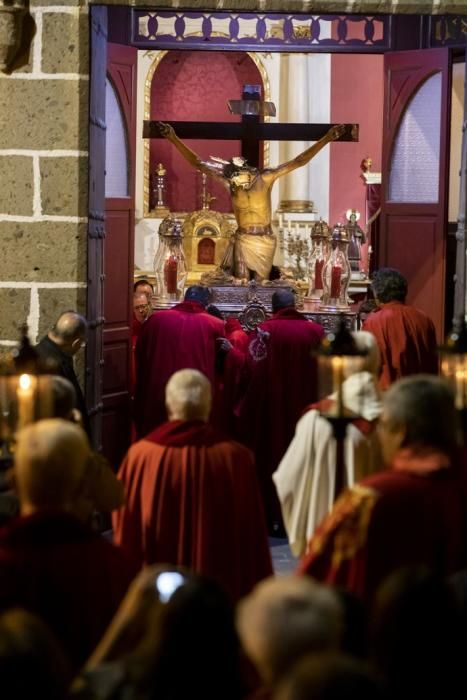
[228,307,324,528]
[134,301,225,437]
[362,301,438,390]
[112,420,273,603]
[0,510,132,671]
[225,317,250,353]
[299,448,467,603]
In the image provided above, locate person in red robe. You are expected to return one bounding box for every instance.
[0,420,133,671]
[131,291,152,394]
[224,289,324,535]
[113,368,273,603]
[134,285,225,437]
[225,316,250,352]
[299,376,467,605]
[362,268,438,390]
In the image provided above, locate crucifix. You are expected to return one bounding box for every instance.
[143,84,357,168]
[143,85,358,280]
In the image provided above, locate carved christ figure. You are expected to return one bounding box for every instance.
[157,122,348,280]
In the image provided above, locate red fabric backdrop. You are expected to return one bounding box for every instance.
[150,51,263,213]
[330,53,384,272]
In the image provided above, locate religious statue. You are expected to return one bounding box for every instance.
[345,208,366,274]
[151,162,169,216]
[157,121,349,281]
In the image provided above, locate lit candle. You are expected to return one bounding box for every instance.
[455,359,467,410]
[17,373,34,430]
[314,259,324,291]
[330,265,342,299]
[332,356,345,417]
[164,256,178,295]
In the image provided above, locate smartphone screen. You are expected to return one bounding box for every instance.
[155,571,186,603]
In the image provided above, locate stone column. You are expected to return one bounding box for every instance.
[0,0,88,347]
[279,53,312,212]
[278,52,331,221]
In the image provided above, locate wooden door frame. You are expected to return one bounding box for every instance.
[88,10,462,442]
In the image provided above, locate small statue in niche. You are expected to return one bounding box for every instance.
[151,162,170,215]
[345,209,366,274]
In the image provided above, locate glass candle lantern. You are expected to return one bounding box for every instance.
[315,318,368,500]
[154,216,187,304]
[306,219,331,302]
[439,317,467,412]
[0,373,55,446]
[320,224,351,310]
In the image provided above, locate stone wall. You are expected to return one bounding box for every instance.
[0,0,88,349]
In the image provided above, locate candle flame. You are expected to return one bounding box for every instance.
[19,374,31,390]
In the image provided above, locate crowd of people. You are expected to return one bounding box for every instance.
[1,266,467,698]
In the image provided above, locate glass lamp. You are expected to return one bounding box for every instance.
[320,224,351,310]
[315,318,367,500]
[439,317,467,425]
[153,216,188,306]
[0,326,54,464]
[305,219,331,303]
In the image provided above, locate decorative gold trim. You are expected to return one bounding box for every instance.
[144,50,168,216]
[279,199,315,213]
[143,48,271,215]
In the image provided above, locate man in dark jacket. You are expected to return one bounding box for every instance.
[35,311,90,438]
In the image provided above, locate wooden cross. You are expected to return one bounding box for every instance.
[143,84,358,168]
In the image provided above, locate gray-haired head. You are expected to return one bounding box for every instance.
[236,576,343,685]
[382,375,460,455]
[371,268,407,304]
[15,419,90,513]
[165,369,212,422]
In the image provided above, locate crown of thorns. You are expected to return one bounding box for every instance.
[208,155,248,171]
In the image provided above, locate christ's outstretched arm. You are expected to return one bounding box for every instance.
[157,122,227,184]
[266,123,357,183]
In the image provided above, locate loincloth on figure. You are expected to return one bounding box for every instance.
[222,226,276,279]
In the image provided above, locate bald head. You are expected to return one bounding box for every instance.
[15,419,90,514]
[165,369,212,422]
[49,311,87,356]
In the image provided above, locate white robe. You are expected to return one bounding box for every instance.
[272,372,382,557]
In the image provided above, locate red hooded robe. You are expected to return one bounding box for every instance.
[362,301,438,390]
[299,448,467,603]
[112,420,273,603]
[230,307,324,529]
[134,301,225,437]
